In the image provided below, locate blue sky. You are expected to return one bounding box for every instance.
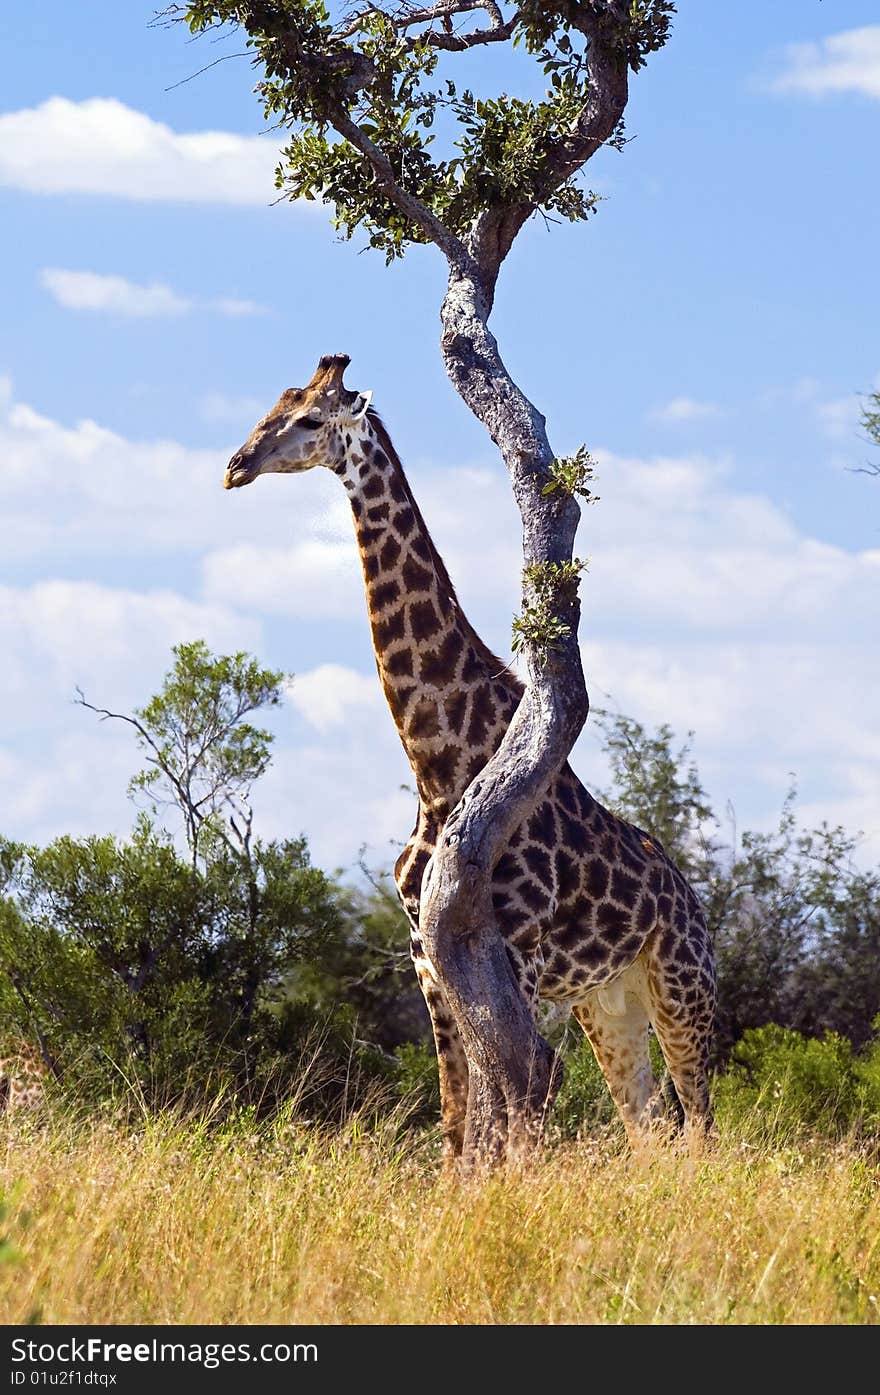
[1,2,878,873]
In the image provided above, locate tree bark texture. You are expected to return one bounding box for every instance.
[416,266,590,1168]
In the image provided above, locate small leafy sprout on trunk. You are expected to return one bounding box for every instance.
[541,446,600,504]
[512,558,590,662]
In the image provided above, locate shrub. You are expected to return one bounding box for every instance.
[713,1023,880,1141]
[550,1038,620,1140]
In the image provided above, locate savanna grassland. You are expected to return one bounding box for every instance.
[2,1100,879,1326]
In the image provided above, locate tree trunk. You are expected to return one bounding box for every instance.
[419,267,589,1170]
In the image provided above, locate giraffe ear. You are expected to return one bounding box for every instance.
[349,390,373,422]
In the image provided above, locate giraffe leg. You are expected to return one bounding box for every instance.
[415,968,469,1163]
[395,839,470,1161]
[644,929,717,1147]
[572,992,668,1145]
[506,943,562,1136]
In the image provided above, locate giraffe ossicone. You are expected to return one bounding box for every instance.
[225,354,717,1158]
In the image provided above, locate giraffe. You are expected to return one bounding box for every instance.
[224,354,716,1157]
[0,1039,48,1116]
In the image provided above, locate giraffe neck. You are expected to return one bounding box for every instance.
[337,413,520,817]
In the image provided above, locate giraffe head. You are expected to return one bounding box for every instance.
[224,353,372,489]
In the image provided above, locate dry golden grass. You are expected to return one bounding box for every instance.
[2,1106,879,1325]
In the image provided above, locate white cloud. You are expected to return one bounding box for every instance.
[0,380,343,563]
[286,664,382,734]
[573,633,880,864]
[41,268,190,317]
[649,397,722,424]
[791,377,821,405]
[202,541,364,620]
[1,378,878,871]
[0,580,261,722]
[259,734,415,870]
[41,268,266,318]
[0,96,282,204]
[209,297,266,318]
[583,447,880,634]
[0,579,262,846]
[815,394,861,441]
[562,447,880,861]
[772,26,880,100]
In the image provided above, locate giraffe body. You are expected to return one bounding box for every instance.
[225,356,716,1154]
[0,1040,48,1116]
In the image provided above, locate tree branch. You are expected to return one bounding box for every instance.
[326,102,474,270]
[337,1,515,44]
[466,5,629,283]
[75,691,181,796]
[402,7,518,53]
[75,688,243,868]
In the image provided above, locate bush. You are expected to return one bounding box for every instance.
[713,1023,880,1141]
[393,1041,440,1120]
[550,1037,620,1140]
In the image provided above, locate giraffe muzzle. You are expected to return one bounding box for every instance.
[224,455,257,489]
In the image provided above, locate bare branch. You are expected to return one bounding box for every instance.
[337,1,510,41]
[75,690,166,767]
[75,686,249,866]
[394,2,518,51]
[163,51,249,91]
[396,0,487,26]
[407,14,516,52]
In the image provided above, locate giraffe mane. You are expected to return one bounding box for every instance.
[365,407,523,695]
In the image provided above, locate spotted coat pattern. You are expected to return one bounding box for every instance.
[225,357,717,1157]
[0,1040,48,1116]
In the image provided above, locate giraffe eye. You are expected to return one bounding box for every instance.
[299,417,323,430]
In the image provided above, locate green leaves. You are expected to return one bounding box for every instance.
[860,389,880,469]
[516,0,675,72]
[511,557,589,660]
[625,0,676,70]
[541,445,600,502]
[124,639,287,864]
[179,1,674,260]
[0,820,347,1108]
[591,710,713,875]
[441,86,601,230]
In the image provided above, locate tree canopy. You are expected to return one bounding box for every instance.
[173,1,673,269]
[77,639,287,868]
